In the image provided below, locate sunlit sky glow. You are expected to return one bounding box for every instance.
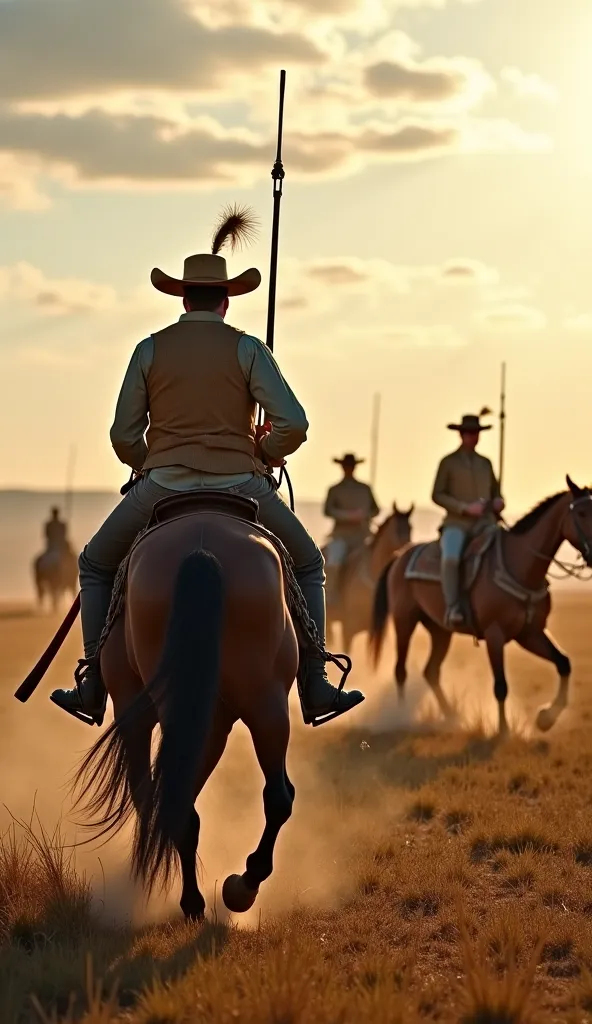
[1,0,591,511]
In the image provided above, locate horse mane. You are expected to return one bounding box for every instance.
[369,507,411,547]
[370,512,395,547]
[510,491,566,535]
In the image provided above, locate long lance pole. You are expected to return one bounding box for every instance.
[369,392,381,491]
[265,69,286,357]
[64,443,77,527]
[498,362,506,492]
[259,70,295,510]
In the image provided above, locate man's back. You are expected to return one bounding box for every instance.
[144,318,258,476]
[45,518,67,550]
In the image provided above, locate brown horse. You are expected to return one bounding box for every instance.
[325,504,414,653]
[369,477,592,736]
[71,500,300,920]
[33,546,78,612]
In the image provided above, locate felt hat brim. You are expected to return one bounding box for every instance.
[333,457,365,466]
[447,423,492,432]
[150,266,261,298]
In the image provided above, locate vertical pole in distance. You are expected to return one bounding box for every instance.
[369,392,381,491]
[498,362,506,492]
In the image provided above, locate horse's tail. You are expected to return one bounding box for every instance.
[135,549,224,893]
[70,548,223,894]
[368,558,394,669]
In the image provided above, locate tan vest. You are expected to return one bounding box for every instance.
[143,319,263,475]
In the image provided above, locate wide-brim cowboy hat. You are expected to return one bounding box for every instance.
[447,413,492,432]
[151,254,261,298]
[333,453,365,467]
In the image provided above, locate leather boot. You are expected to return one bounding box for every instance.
[441,560,463,627]
[50,659,107,726]
[296,575,364,725]
[50,559,111,726]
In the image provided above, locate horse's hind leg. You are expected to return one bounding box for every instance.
[222,699,293,914]
[515,625,571,732]
[176,704,235,921]
[423,622,455,720]
[394,607,420,701]
[484,623,509,737]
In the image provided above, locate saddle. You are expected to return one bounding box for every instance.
[147,489,260,528]
[404,526,499,632]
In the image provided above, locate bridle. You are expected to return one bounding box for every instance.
[500,492,592,581]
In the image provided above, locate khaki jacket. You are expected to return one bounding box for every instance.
[432,446,501,531]
[324,478,380,542]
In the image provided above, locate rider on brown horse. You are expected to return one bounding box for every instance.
[45,507,70,552]
[323,454,379,609]
[432,413,505,627]
[50,211,363,726]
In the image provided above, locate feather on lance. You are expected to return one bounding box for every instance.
[211,204,259,255]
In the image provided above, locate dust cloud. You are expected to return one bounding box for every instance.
[0,605,539,932]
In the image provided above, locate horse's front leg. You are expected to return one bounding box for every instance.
[515,625,571,732]
[483,623,510,736]
[222,702,293,914]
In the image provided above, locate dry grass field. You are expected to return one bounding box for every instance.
[2,591,592,1022]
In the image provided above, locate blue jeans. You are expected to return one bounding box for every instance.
[440,526,466,608]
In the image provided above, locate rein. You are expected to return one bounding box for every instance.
[499,494,592,582]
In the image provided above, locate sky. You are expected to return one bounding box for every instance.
[1,0,591,511]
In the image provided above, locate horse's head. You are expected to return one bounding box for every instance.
[564,476,592,566]
[389,501,415,548]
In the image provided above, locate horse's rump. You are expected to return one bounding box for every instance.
[119,513,294,689]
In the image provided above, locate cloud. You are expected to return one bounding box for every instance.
[476,304,546,332]
[564,313,592,334]
[0,262,122,316]
[0,107,471,201]
[0,0,323,102]
[363,56,490,107]
[301,256,498,293]
[439,259,499,286]
[263,255,503,324]
[0,2,552,207]
[501,67,558,104]
[0,154,49,210]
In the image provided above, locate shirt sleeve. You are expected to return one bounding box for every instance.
[109,337,153,471]
[324,486,347,521]
[368,487,380,518]
[238,334,309,462]
[490,461,502,500]
[431,458,467,516]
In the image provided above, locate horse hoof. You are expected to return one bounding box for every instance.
[180,896,205,922]
[222,874,259,913]
[536,706,556,732]
[181,904,205,923]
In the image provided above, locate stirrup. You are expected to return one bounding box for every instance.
[444,607,464,631]
[49,698,106,727]
[299,652,358,728]
[49,658,107,727]
[305,693,365,728]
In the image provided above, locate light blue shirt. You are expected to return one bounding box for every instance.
[109,311,309,491]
